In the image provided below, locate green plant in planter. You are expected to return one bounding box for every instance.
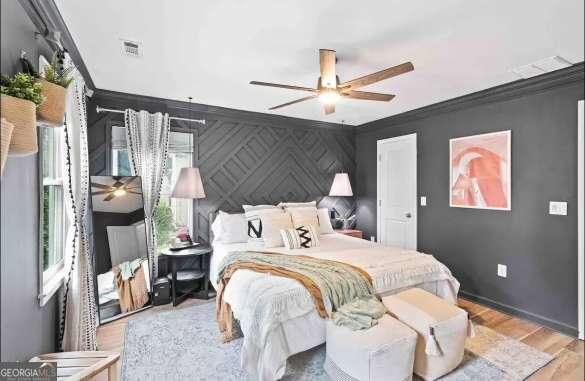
[42,51,75,88]
[0,73,44,105]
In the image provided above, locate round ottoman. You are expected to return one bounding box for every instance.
[325,314,418,381]
[383,288,472,381]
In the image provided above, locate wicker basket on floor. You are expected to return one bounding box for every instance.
[0,94,38,156]
[1,118,14,174]
[37,79,66,126]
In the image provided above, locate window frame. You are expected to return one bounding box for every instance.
[37,125,68,307]
[110,125,196,247]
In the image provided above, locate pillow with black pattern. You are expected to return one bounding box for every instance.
[280,224,320,249]
[242,204,283,245]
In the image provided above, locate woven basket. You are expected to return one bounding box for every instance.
[1,118,14,174]
[0,94,38,156]
[37,79,66,126]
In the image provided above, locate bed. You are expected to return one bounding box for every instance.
[210,232,460,380]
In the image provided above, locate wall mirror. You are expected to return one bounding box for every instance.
[89,176,151,323]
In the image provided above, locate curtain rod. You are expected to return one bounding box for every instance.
[96,106,206,125]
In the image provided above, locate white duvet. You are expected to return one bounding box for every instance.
[211,233,460,381]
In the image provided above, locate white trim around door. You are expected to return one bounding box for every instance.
[578,100,584,340]
[377,133,417,249]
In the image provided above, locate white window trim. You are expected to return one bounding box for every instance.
[38,126,68,307]
[110,126,195,237]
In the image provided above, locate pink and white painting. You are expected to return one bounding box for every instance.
[450,130,511,210]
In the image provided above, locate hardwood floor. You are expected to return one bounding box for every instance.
[95,297,584,380]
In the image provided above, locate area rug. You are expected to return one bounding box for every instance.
[121,301,552,381]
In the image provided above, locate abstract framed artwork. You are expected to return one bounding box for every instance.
[450,130,511,210]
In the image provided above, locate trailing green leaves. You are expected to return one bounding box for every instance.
[42,50,75,88]
[0,73,44,105]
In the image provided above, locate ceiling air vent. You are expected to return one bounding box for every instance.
[511,56,573,79]
[121,39,142,58]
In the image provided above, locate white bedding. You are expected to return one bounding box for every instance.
[211,233,460,381]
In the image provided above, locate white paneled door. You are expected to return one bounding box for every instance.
[377,134,417,249]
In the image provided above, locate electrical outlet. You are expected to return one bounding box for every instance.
[370,236,376,242]
[497,264,507,278]
[549,201,567,215]
[420,196,427,206]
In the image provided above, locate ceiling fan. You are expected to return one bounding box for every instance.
[91,177,141,202]
[250,49,414,115]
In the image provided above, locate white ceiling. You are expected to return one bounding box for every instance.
[91,177,144,213]
[55,0,584,125]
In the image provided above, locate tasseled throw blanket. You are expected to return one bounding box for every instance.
[216,251,387,342]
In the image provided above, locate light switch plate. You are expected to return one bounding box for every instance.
[420,196,427,206]
[498,264,507,278]
[549,201,568,215]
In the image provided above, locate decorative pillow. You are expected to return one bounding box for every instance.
[317,208,335,234]
[277,200,317,208]
[280,225,320,249]
[212,211,248,243]
[243,204,283,244]
[259,212,294,248]
[286,206,319,229]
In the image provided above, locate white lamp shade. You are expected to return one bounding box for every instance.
[171,167,206,199]
[329,173,353,196]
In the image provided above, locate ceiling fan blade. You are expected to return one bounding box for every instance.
[343,90,396,102]
[91,183,111,190]
[91,191,110,195]
[340,62,414,90]
[319,49,336,88]
[250,81,317,93]
[269,95,317,110]
[103,193,116,202]
[324,104,335,115]
[127,191,142,195]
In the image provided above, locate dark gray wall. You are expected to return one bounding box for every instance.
[356,64,585,335]
[86,90,356,245]
[1,0,57,361]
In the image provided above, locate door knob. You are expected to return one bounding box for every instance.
[405,212,412,218]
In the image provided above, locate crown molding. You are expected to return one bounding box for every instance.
[91,88,353,133]
[18,0,96,90]
[357,62,585,134]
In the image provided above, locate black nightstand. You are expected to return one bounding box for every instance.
[161,245,214,306]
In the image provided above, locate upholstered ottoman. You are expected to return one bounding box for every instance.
[325,314,418,381]
[382,288,472,381]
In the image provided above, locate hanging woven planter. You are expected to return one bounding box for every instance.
[37,79,67,126]
[1,118,14,174]
[0,94,38,156]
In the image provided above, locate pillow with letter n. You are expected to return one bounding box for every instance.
[280,224,320,249]
[242,204,283,246]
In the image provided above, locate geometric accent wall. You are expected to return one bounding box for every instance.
[87,90,356,243]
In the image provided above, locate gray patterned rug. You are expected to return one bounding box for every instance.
[121,301,552,381]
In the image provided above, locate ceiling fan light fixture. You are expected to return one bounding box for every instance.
[113,188,127,197]
[319,89,341,105]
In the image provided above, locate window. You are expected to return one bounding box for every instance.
[39,126,67,306]
[111,126,194,250]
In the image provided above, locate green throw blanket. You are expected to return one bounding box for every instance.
[217,251,387,331]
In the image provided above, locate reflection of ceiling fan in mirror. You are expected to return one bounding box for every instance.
[250,49,414,115]
[91,177,141,202]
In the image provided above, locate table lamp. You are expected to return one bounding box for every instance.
[171,167,205,246]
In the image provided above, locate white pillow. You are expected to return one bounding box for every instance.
[280,225,320,249]
[286,206,319,229]
[259,212,294,248]
[277,200,317,208]
[317,208,335,234]
[212,211,248,243]
[243,204,283,245]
